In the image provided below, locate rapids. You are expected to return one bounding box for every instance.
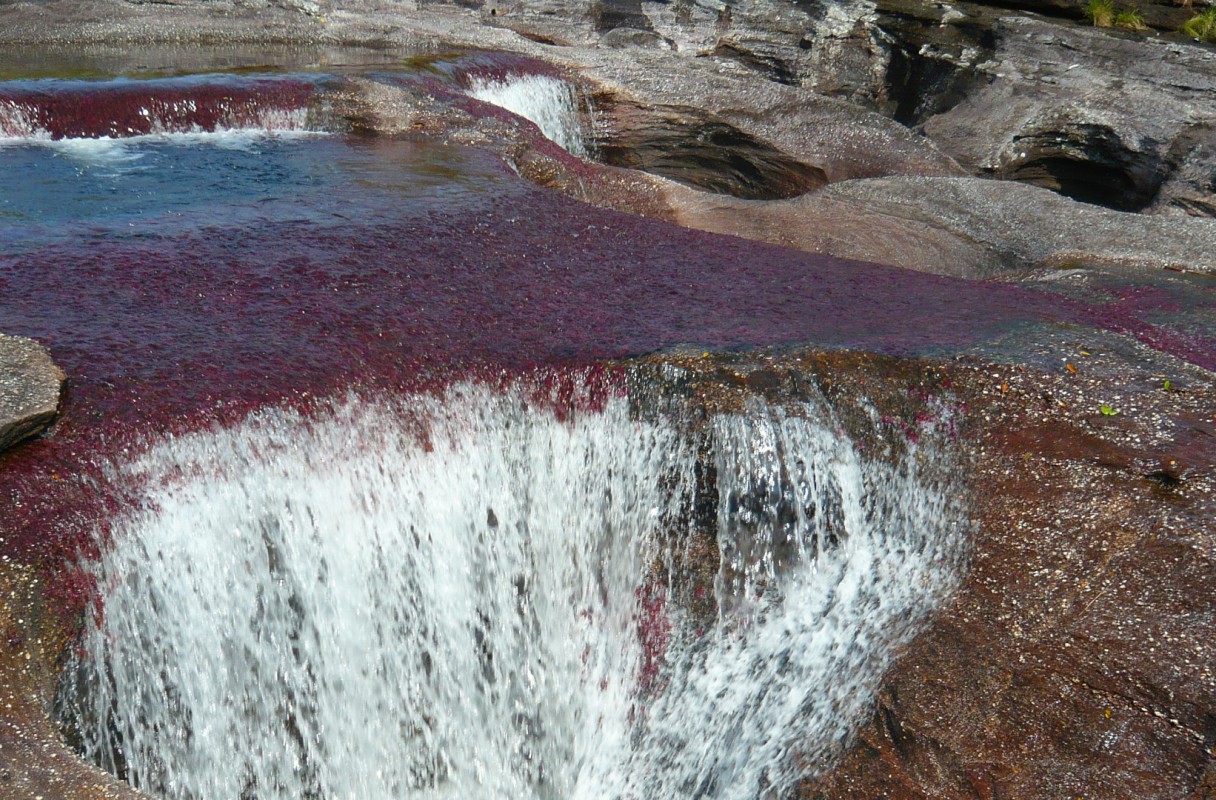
[57,381,964,800]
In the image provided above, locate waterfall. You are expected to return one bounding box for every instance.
[58,378,964,800]
[466,75,587,157]
[0,76,319,143]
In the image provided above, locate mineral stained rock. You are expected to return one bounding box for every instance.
[0,334,63,453]
[802,346,1216,800]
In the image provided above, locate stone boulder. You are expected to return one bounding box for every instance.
[0,334,64,453]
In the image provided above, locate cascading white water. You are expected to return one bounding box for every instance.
[0,103,313,143]
[59,379,965,800]
[466,75,587,157]
[0,98,39,141]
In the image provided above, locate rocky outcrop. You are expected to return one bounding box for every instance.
[456,0,1216,215]
[663,175,1216,278]
[920,16,1216,212]
[593,74,963,187]
[0,334,64,453]
[1,562,151,800]
[802,344,1216,800]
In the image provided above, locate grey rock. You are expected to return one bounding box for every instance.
[818,175,1216,274]
[578,48,964,185]
[599,27,668,50]
[0,334,64,453]
[869,0,1006,124]
[664,180,1001,278]
[408,0,961,185]
[590,95,830,199]
[665,175,1216,278]
[921,16,1216,211]
[1151,126,1216,218]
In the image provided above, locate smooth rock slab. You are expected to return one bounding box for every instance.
[0,334,63,453]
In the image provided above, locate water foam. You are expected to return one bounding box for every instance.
[0,77,318,147]
[467,75,587,156]
[59,380,964,800]
[0,98,42,141]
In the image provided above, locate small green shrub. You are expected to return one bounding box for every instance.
[1088,0,1116,27]
[1114,8,1148,29]
[1181,8,1216,41]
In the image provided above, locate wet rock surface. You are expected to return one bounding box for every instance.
[1,562,149,800]
[0,334,63,454]
[632,345,1215,799]
[800,348,1216,800]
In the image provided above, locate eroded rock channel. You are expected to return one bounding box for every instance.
[0,2,1213,798]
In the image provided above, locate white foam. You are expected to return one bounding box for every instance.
[0,98,39,139]
[0,104,320,152]
[60,381,965,800]
[0,129,328,179]
[467,74,587,157]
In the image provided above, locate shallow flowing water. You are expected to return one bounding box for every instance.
[467,73,586,156]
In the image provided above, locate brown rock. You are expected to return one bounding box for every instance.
[805,354,1216,800]
[0,334,64,453]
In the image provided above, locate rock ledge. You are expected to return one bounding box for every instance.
[0,334,64,453]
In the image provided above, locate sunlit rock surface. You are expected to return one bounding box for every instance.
[667,176,1216,278]
[920,16,1216,213]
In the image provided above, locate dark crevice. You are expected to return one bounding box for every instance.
[874,10,997,125]
[710,41,799,86]
[960,0,1085,23]
[515,31,566,46]
[592,97,827,200]
[997,157,1150,210]
[996,126,1165,211]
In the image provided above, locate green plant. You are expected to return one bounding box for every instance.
[1088,0,1116,27]
[1181,8,1216,41]
[1100,404,1119,416]
[1114,8,1148,29]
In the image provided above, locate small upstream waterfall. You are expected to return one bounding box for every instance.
[0,75,318,142]
[58,380,964,800]
[466,75,587,156]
